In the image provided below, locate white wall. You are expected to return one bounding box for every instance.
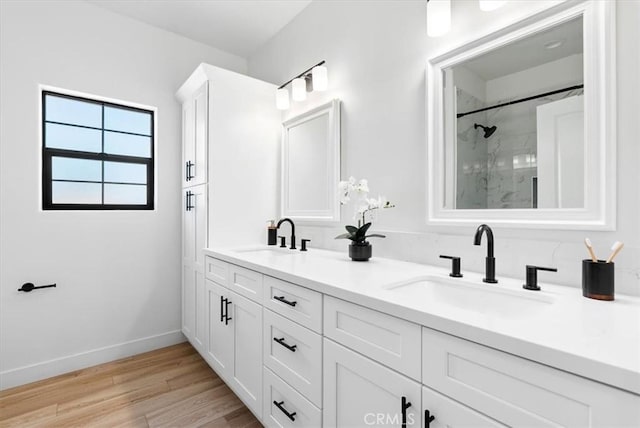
[248,0,640,296]
[0,1,246,389]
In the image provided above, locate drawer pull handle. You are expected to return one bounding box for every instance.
[424,409,435,428]
[274,337,297,352]
[274,295,297,306]
[220,296,225,322]
[273,400,297,421]
[401,396,412,428]
[224,299,232,325]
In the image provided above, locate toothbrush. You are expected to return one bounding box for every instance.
[584,238,598,262]
[606,241,624,263]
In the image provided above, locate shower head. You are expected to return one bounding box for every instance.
[474,123,497,138]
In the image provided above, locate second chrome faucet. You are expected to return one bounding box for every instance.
[474,224,497,283]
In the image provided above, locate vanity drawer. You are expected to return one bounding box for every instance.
[263,366,321,428]
[323,296,421,381]
[204,256,229,284]
[264,309,322,406]
[227,263,263,303]
[263,275,322,333]
[422,327,640,427]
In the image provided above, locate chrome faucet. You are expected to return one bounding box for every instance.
[277,218,296,250]
[474,224,497,283]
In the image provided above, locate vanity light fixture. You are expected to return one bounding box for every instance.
[427,0,508,38]
[276,88,290,110]
[292,77,307,101]
[275,60,327,110]
[427,0,451,38]
[479,0,507,12]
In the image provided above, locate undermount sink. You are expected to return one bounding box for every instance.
[233,247,296,256]
[384,275,554,318]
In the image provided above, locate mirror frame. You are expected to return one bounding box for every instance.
[426,0,616,230]
[281,99,341,222]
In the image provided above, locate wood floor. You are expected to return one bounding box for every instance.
[0,342,262,428]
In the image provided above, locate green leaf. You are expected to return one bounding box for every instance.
[355,222,371,240]
[345,225,359,234]
[364,233,386,239]
[334,232,352,240]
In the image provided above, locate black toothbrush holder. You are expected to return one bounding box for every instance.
[582,260,614,301]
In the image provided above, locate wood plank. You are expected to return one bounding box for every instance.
[0,343,262,427]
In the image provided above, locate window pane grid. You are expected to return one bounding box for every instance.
[43,90,154,210]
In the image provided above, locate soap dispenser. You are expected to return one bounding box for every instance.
[267,220,277,245]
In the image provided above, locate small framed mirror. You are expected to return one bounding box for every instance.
[426,1,616,230]
[281,99,341,222]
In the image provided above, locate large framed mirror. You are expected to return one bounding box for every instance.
[281,99,341,222]
[427,1,615,230]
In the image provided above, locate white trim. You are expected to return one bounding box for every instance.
[281,99,341,223]
[0,330,185,391]
[426,0,616,230]
[38,84,159,212]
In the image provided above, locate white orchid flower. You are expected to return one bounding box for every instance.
[355,179,369,195]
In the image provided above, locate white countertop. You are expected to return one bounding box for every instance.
[205,245,640,395]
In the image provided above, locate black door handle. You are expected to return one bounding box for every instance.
[424,409,435,428]
[220,296,225,323]
[186,161,194,181]
[224,299,232,325]
[274,295,297,307]
[401,396,412,428]
[185,191,194,211]
[18,282,56,292]
[273,337,297,352]
[273,400,297,421]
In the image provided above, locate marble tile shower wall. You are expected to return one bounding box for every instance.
[456,89,488,209]
[295,225,640,297]
[484,88,584,209]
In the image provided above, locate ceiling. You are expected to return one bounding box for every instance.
[457,16,583,81]
[87,0,312,58]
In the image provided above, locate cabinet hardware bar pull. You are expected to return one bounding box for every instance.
[273,400,297,421]
[18,282,56,292]
[424,409,435,428]
[224,299,232,325]
[186,191,194,211]
[273,337,297,352]
[274,295,297,306]
[186,161,194,181]
[401,396,412,428]
[220,296,225,323]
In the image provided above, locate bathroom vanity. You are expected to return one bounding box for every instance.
[183,246,640,427]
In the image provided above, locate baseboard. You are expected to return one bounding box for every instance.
[0,330,186,391]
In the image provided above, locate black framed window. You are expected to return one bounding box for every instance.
[42,91,154,210]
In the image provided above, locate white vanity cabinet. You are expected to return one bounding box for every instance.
[422,327,640,427]
[204,261,263,419]
[181,182,207,351]
[323,338,421,428]
[182,81,208,188]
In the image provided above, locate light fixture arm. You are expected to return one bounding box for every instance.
[278,60,326,89]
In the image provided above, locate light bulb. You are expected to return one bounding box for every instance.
[276,88,290,110]
[312,65,328,91]
[479,0,506,11]
[427,0,451,38]
[292,77,306,101]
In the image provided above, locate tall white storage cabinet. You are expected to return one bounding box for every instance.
[177,63,281,421]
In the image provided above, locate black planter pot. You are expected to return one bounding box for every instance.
[349,242,372,261]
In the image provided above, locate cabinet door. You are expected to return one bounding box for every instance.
[182,81,208,187]
[230,290,263,420]
[422,387,506,428]
[182,184,207,268]
[323,338,421,428]
[206,280,233,380]
[182,264,196,341]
